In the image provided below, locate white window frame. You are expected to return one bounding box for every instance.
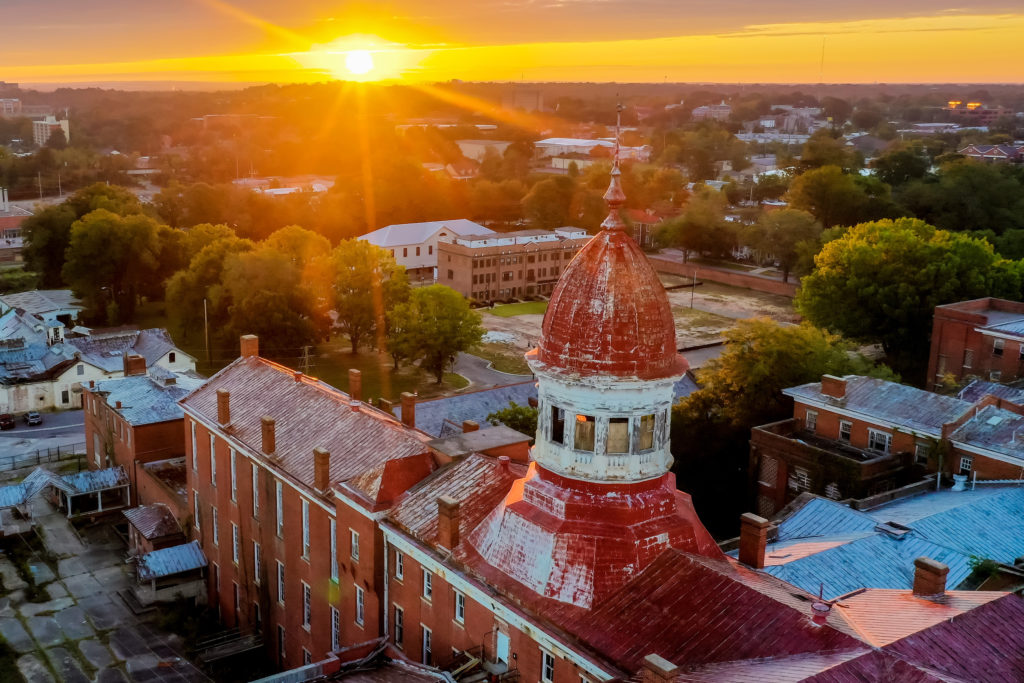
[330,519,339,582]
[839,420,852,443]
[542,650,556,683]
[276,480,284,537]
[302,582,312,630]
[252,463,259,517]
[355,585,365,626]
[867,428,892,454]
[193,490,200,531]
[277,561,285,605]
[994,338,1005,357]
[805,410,817,432]
[393,605,404,647]
[350,529,359,562]
[960,456,973,473]
[301,499,310,558]
[395,551,404,580]
[212,506,219,546]
[231,523,239,564]
[209,434,217,485]
[303,649,311,665]
[423,570,433,601]
[230,448,237,502]
[914,441,932,466]
[191,422,197,471]
[253,542,261,584]
[421,625,432,665]
[331,606,341,651]
[454,590,465,625]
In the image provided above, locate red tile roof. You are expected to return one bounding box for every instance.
[180,356,433,491]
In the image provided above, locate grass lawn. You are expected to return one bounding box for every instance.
[472,342,532,375]
[488,301,549,317]
[134,301,469,402]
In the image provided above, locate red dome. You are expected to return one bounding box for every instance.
[537,228,687,380]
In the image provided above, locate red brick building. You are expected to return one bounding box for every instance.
[927,297,1024,390]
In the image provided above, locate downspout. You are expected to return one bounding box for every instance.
[382,532,389,640]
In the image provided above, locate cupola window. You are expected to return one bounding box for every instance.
[574,415,596,451]
[550,406,565,445]
[637,414,656,451]
[607,418,630,454]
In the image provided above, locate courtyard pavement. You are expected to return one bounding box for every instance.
[0,496,210,682]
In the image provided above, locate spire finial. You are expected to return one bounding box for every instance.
[601,102,627,231]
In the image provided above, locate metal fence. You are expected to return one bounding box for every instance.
[0,441,86,472]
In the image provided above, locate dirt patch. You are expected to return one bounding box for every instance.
[667,282,799,324]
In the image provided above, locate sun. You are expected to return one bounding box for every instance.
[344,50,374,76]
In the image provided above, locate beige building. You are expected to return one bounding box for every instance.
[32,116,70,146]
[437,227,590,303]
[360,219,492,281]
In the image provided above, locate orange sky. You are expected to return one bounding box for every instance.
[4,1,1024,85]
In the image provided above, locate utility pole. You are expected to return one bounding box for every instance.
[691,270,697,308]
[37,172,42,200]
[203,298,211,370]
[300,346,312,375]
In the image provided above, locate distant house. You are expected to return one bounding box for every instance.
[691,101,732,122]
[360,219,493,282]
[625,209,663,249]
[445,158,480,180]
[845,134,890,157]
[958,144,1023,164]
[0,289,83,325]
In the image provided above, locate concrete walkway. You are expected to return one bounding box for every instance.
[0,497,210,682]
[454,352,530,390]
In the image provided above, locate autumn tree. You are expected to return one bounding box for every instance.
[331,240,409,353]
[797,218,1023,383]
[522,176,575,229]
[389,285,484,383]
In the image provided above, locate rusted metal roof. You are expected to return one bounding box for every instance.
[137,540,207,581]
[180,356,433,491]
[62,466,129,494]
[123,503,181,540]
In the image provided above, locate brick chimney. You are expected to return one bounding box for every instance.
[913,557,949,597]
[348,369,362,402]
[639,654,679,683]
[261,416,276,456]
[739,513,772,569]
[216,389,230,426]
[820,374,847,399]
[314,447,330,494]
[400,392,416,428]
[123,353,146,376]
[240,334,259,358]
[462,420,479,433]
[437,496,460,550]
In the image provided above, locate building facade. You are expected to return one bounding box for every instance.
[359,219,493,281]
[927,297,1024,389]
[436,228,590,303]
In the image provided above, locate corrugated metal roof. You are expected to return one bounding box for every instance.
[957,379,1024,404]
[675,649,869,682]
[94,368,204,426]
[137,540,208,580]
[359,219,492,248]
[785,377,970,436]
[0,483,27,508]
[949,405,1024,462]
[123,504,181,539]
[73,328,185,373]
[777,497,878,541]
[62,466,129,494]
[180,357,432,491]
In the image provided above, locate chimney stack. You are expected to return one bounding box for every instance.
[314,447,330,494]
[240,334,259,358]
[123,353,146,376]
[820,374,848,399]
[348,369,362,402]
[261,416,276,456]
[739,513,772,569]
[115,400,122,410]
[462,420,479,433]
[216,389,231,426]
[913,557,949,597]
[88,380,95,388]
[438,496,460,550]
[293,371,303,382]
[639,654,679,683]
[349,400,360,412]
[498,455,511,473]
[400,392,416,428]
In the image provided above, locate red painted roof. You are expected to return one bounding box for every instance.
[536,228,687,380]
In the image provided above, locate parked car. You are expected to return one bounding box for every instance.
[0,414,14,430]
[23,411,42,426]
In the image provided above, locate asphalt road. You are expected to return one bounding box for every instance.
[0,408,85,439]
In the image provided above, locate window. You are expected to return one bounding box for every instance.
[303,649,311,665]
[169,352,176,363]
[423,570,433,600]
[991,371,1003,381]
[868,429,892,454]
[331,607,341,651]
[355,585,365,625]
[964,349,974,368]
[416,246,421,256]
[454,591,465,624]
[277,561,285,604]
[278,625,286,662]
[233,582,240,617]
[61,390,69,404]
[394,606,404,647]
[350,529,360,561]
[1019,344,1024,360]
[839,420,852,443]
[230,449,237,501]
[915,441,932,466]
[77,364,84,376]
[542,650,556,682]
[395,551,404,580]
[788,466,811,493]
[422,626,432,665]
[276,480,284,537]
[805,410,818,432]
[210,435,217,486]
[253,542,261,584]
[429,245,433,255]
[574,415,595,451]
[994,338,1005,357]
[302,582,311,629]
[607,417,630,454]
[193,490,200,530]
[330,519,338,582]
[252,464,259,516]
[637,414,656,451]
[960,456,973,474]
[403,248,408,257]
[231,523,239,564]
[191,423,197,471]
[301,499,310,558]
[212,507,219,546]
[447,269,454,280]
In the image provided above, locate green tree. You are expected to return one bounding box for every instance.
[799,130,856,170]
[671,318,893,537]
[487,401,539,442]
[331,240,409,353]
[871,145,929,187]
[741,209,822,282]
[165,236,255,343]
[522,176,575,229]
[797,218,1021,382]
[786,165,903,228]
[389,285,484,383]
[896,160,1024,235]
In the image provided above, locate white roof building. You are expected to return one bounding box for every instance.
[359,219,494,278]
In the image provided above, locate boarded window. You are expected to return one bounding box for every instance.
[574,415,595,452]
[637,414,656,451]
[607,418,630,454]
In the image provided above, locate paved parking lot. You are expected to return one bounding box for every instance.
[0,496,210,682]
